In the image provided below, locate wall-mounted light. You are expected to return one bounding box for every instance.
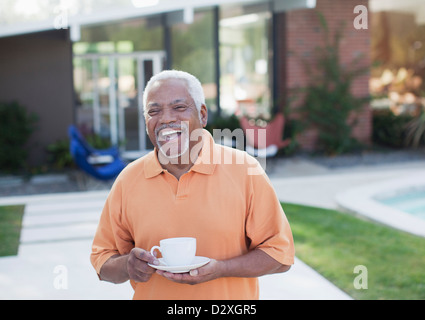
[70,23,81,42]
[183,7,194,24]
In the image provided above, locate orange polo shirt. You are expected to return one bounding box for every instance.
[91,129,294,300]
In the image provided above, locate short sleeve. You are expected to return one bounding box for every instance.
[245,167,295,266]
[90,179,134,275]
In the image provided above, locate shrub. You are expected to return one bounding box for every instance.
[0,101,38,172]
[205,114,241,133]
[299,12,370,155]
[372,109,413,148]
[46,139,74,170]
[404,109,425,148]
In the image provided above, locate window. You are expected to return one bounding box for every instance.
[73,16,165,152]
[171,8,217,114]
[77,15,163,52]
[219,3,273,119]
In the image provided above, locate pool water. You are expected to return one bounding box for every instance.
[378,188,425,221]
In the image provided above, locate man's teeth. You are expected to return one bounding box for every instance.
[160,130,182,141]
[161,130,181,136]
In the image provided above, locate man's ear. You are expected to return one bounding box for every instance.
[200,104,208,127]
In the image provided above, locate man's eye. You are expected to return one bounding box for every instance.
[148,109,160,116]
[175,105,187,111]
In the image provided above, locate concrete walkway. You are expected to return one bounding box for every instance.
[0,191,132,299]
[1,157,423,300]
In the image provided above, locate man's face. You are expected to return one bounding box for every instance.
[144,78,207,161]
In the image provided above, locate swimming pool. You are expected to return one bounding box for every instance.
[376,187,425,221]
[336,171,425,238]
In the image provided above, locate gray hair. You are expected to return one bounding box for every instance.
[142,70,205,117]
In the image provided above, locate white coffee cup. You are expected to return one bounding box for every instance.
[150,237,196,266]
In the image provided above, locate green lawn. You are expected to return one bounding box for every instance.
[1,202,424,299]
[282,202,425,300]
[0,205,25,257]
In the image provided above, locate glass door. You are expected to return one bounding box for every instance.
[74,51,165,158]
[219,4,273,119]
[117,56,139,151]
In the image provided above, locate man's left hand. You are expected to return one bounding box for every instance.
[156,259,222,285]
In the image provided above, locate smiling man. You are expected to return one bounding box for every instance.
[90,70,294,300]
[144,75,207,174]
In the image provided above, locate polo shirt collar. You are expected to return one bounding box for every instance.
[144,151,165,179]
[144,129,216,178]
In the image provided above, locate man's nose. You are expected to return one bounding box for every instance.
[159,108,176,124]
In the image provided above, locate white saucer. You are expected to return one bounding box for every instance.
[148,256,210,273]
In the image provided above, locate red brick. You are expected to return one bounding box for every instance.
[275,0,371,150]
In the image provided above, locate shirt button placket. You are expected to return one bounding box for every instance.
[176,173,190,200]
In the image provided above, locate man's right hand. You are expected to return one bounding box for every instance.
[127,248,159,283]
[99,248,159,284]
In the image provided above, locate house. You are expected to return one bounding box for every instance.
[0,0,373,166]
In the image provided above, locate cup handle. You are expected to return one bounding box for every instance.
[150,245,161,257]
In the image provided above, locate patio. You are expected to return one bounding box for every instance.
[1,150,424,299]
[0,188,350,300]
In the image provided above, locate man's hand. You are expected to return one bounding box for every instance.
[155,249,290,285]
[99,248,159,284]
[100,248,290,286]
[155,259,222,285]
[127,248,159,283]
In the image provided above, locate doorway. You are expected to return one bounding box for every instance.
[73,51,165,159]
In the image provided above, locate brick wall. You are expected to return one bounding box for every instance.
[276,0,371,151]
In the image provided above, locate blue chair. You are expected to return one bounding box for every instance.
[68,126,127,181]
[68,125,120,158]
